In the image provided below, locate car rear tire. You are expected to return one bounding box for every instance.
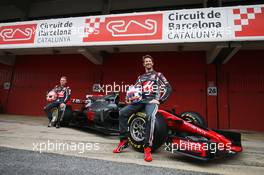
[50,106,73,127]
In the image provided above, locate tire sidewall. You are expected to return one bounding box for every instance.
[128,112,146,152]
[180,111,207,128]
[49,106,72,126]
[50,107,59,123]
[128,112,168,152]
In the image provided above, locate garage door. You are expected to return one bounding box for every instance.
[0,63,12,112]
[6,54,101,116]
[219,50,264,131]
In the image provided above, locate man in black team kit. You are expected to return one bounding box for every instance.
[113,55,172,162]
[44,76,71,128]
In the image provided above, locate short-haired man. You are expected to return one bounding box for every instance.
[44,76,71,128]
[113,55,172,162]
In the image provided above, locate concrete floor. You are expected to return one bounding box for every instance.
[0,114,263,175]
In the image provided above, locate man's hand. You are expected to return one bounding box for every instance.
[149,99,160,104]
[60,103,66,109]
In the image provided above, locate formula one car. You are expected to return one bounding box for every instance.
[69,93,121,134]
[47,93,242,160]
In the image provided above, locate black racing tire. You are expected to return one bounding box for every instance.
[50,107,59,125]
[50,106,73,127]
[180,111,207,128]
[128,112,168,152]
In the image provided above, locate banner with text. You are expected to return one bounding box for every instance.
[0,4,263,49]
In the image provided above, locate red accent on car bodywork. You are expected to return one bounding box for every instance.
[87,111,95,121]
[158,110,242,153]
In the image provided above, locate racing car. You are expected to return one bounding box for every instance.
[46,93,242,161]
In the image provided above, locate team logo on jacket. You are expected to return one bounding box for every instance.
[57,91,65,98]
[143,81,155,92]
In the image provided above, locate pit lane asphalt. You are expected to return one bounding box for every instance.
[0,114,264,175]
[0,147,213,175]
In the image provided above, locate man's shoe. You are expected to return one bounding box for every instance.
[113,139,129,153]
[48,122,52,127]
[144,147,152,162]
[55,123,60,129]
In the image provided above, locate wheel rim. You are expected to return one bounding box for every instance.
[184,117,193,123]
[51,108,58,122]
[130,117,146,142]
